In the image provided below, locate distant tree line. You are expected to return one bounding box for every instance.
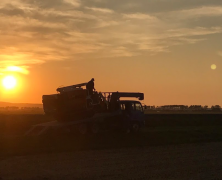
[144,105,221,112]
[0,106,43,110]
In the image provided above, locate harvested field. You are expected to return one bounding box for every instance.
[0,114,53,136]
[1,113,222,156]
[1,114,222,179]
[1,124,222,157]
[1,113,222,136]
[1,142,222,179]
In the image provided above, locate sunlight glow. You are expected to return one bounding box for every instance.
[2,76,17,90]
[6,66,29,74]
[211,64,216,70]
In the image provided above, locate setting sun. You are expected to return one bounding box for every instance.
[2,75,17,90]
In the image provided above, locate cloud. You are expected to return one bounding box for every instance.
[0,4,25,16]
[164,27,222,38]
[23,0,81,10]
[63,0,81,7]
[178,6,222,18]
[86,7,114,13]
[94,20,119,28]
[0,49,45,67]
[107,46,139,57]
[5,66,29,74]
[218,52,222,57]
[0,0,222,68]
[123,13,157,20]
[0,66,29,75]
[165,6,222,20]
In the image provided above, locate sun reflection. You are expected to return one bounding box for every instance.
[211,64,216,70]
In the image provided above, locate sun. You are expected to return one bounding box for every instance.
[2,75,17,90]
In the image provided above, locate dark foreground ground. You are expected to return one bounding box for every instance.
[1,142,222,180]
[1,113,222,179]
[1,113,222,136]
[1,114,222,156]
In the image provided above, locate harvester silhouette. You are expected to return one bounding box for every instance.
[25,81,145,136]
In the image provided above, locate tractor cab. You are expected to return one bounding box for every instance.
[120,100,144,125]
[120,100,144,114]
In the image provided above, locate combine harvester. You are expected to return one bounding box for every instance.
[25,81,145,136]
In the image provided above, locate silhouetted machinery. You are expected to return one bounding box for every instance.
[43,82,144,121]
[43,82,95,121]
[26,81,145,136]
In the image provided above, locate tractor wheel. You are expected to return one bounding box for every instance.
[131,122,140,133]
[78,124,88,135]
[90,123,100,134]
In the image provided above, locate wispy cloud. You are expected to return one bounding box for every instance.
[178,6,222,18]
[63,0,81,7]
[0,49,44,67]
[94,20,119,28]
[5,66,29,74]
[218,51,222,57]
[0,0,222,68]
[164,27,222,38]
[123,13,157,20]
[86,7,114,13]
[165,6,222,20]
[0,66,29,75]
[107,46,139,57]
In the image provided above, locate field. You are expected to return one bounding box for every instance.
[1,113,222,154]
[1,142,222,180]
[1,113,222,179]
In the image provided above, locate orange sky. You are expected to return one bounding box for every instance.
[0,0,222,106]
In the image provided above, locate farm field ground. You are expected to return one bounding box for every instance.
[1,113,222,179]
[1,142,222,179]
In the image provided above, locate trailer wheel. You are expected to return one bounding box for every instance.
[90,123,100,134]
[78,124,88,135]
[131,122,140,133]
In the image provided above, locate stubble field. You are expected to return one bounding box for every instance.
[1,113,222,179]
[1,113,222,154]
